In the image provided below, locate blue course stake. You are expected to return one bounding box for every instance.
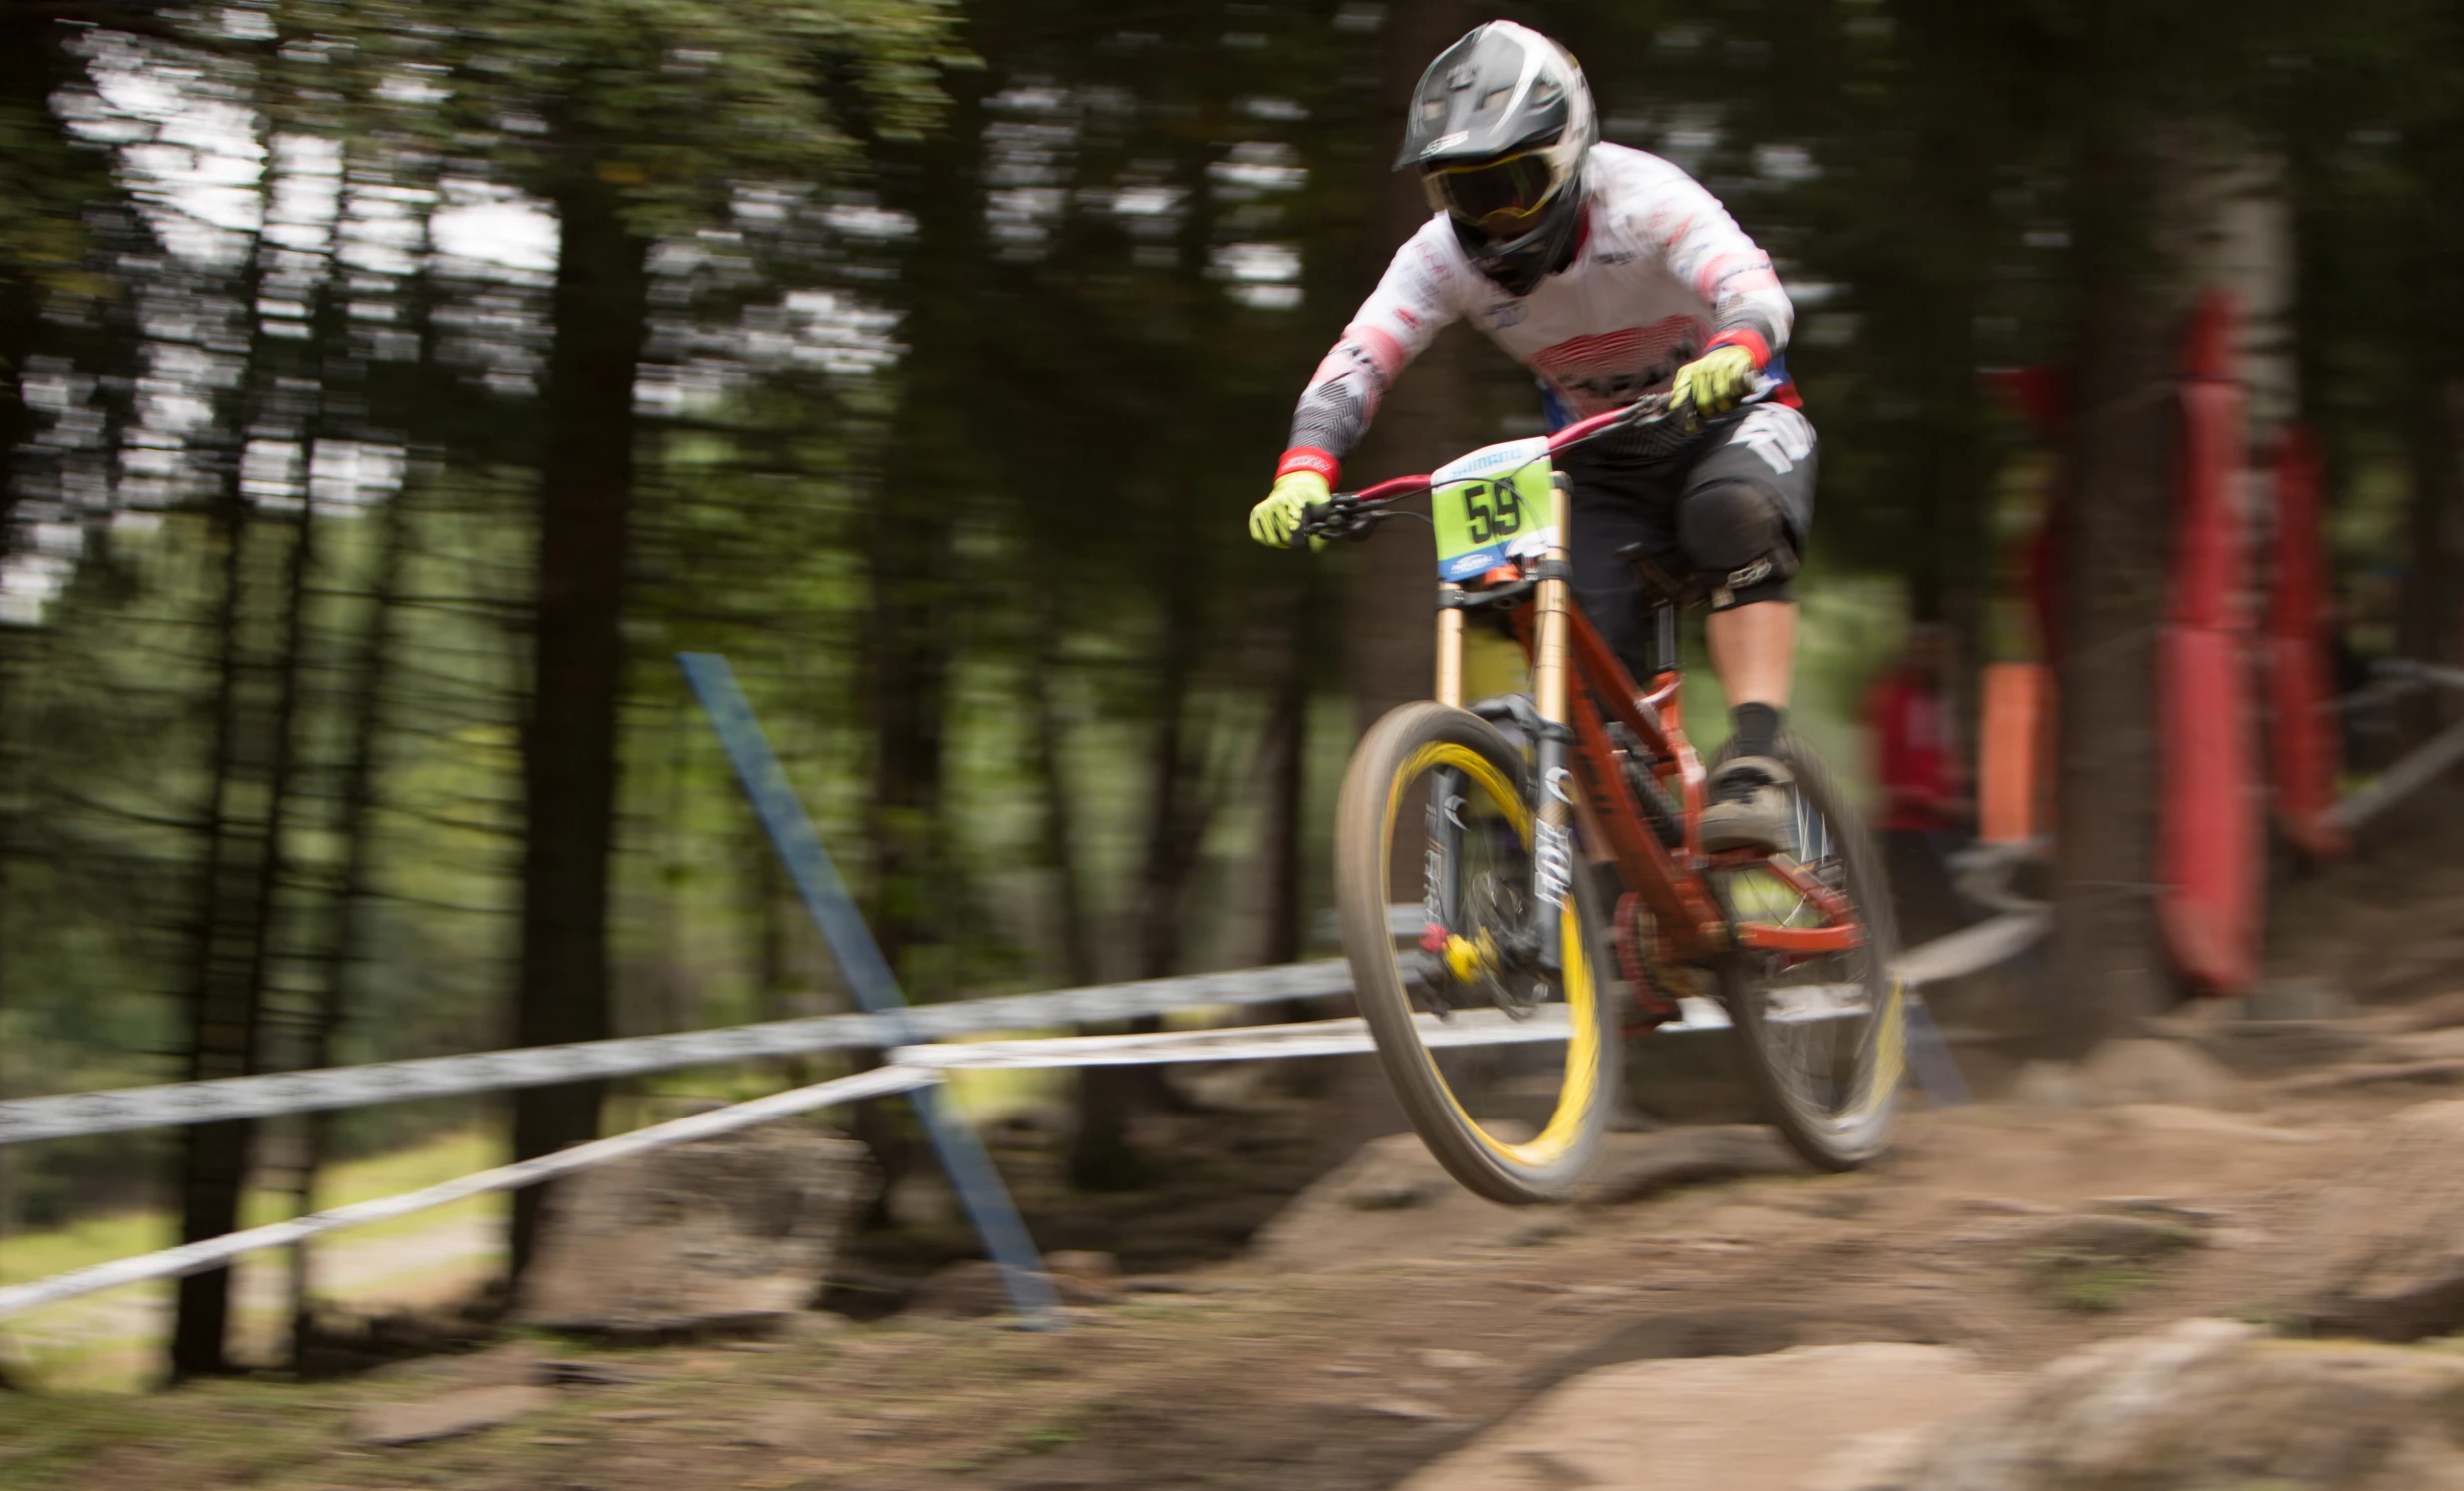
[1902,997,1972,1109]
[679,653,1062,1328]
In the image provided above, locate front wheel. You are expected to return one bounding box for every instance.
[1709,730,1903,1170]
[1332,702,1621,1204]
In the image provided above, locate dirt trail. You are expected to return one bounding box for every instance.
[9,1079,2424,1488]
[6,1070,2441,1489]
[8,818,2464,1489]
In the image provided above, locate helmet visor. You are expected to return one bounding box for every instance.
[1423,150,1564,237]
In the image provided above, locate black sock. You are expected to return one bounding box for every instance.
[1730,702,1783,760]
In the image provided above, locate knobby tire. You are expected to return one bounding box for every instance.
[1333,702,1621,1204]
[1711,730,1902,1171]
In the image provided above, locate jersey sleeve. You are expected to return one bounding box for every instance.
[1276,223,1465,485]
[1643,167,1793,369]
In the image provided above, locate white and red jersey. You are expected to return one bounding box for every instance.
[1278,143,1796,486]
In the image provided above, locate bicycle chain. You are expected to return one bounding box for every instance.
[1615,890,1680,1034]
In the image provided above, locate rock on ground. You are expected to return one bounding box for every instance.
[1394,1344,2012,1491]
[515,1123,873,1334]
[1898,1318,2464,1490]
[2298,1099,2464,1339]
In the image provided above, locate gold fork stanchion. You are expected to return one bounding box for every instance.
[1531,474,1572,725]
[1435,584,1465,708]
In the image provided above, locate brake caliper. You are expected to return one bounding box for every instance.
[1420,923,1493,987]
[1444,933,1489,985]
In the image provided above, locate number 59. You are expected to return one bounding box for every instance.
[1462,481,1524,545]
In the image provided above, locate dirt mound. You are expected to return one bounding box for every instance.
[2292,1099,2464,1339]
[1398,1344,2014,1491]
[515,1124,874,1335]
[1902,1318,2464,1490]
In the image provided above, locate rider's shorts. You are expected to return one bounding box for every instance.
[1558,402,1818,681]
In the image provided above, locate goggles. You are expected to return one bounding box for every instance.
[1422,150,1565,236]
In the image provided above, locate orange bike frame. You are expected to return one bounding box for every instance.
[1499,591,1864,965]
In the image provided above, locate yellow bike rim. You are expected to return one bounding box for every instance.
[1383,741,1602,1172]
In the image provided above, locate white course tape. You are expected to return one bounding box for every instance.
[0,887,2043,1151]
[1393,901,2045,991]
[2335,713,2464,832]
[3,916,2031,1317]
[0,960,1355,1147]
[896,1009,1575,1070]
[892,999,1811,1072]
[0,1065,937,1321]
[1891,909,2050,987]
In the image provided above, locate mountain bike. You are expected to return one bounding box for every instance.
[1298,393,1902,1204]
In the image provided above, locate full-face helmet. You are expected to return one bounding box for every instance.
[1396,21,1597,297]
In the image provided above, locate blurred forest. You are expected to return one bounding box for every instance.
[2,0,2462,1379]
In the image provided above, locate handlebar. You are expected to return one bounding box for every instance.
[1293,393,1693,549]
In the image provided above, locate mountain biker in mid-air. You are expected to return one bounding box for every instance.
[1249,19,1816,855]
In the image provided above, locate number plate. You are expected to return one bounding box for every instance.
[1430,436,1557,582]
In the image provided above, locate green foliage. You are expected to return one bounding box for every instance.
[301,0,960,238]
[0,104,109,301]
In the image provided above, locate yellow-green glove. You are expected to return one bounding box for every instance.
[1669,343,1759,418]
[1248,470,1331,549]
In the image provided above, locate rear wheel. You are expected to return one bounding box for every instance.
[1709,731,1902,1170]
[1333,702,1621,1204]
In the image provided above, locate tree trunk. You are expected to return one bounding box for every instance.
[1133,594,1206,983]
[172,207,317,1376]
[288,466,409,1363]
[1258,567,1324,968]
[845,91,986,1216]
[248,424,319,1360]
[0,271,37,558]
[1071,567,1213,1190]
[2400,377,2464,701]
[170,505,261,1381]
[862,492,954,978]
[508,168,650,1280]
[0,0,77,559]
[174,506,316,1377]
[863,93,983,985]
[2045,122,2185,1056]
[1026,624,1097,988]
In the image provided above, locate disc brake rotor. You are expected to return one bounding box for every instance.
[1462,868,1545,1017]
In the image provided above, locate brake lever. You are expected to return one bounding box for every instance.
[1625,391,1698,435]
[1291,498,1383,550]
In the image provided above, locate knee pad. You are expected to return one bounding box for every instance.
[1677,480,1798,608]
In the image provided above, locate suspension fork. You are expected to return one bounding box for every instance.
[1425,768,1464,942]
[1422,582,1468,943]
[1529,473,1576,978]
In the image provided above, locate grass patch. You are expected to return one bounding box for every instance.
[2023,1235,2197,1313]
[0,1129,509,1392]
[0,1128,505,1286]
[2019,1215,2205,1314]
[2026,1250,2161,1312]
